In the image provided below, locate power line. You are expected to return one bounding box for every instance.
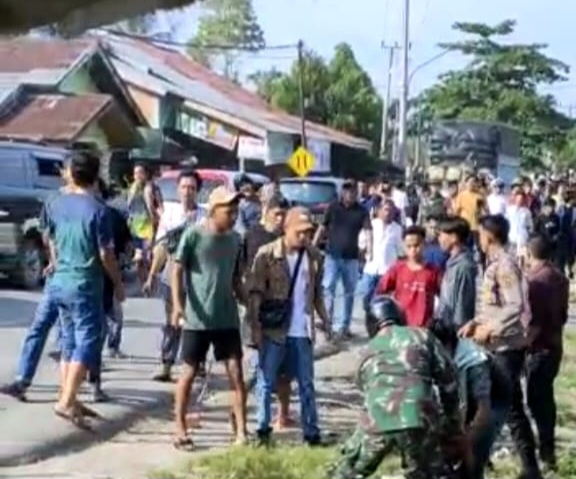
[98,28,298,52]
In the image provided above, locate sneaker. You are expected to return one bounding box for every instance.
[304,435,323,447]
[48,350,61,362]
[107,349,128,359]
[92,386,111,403]
[1,381,28,401]
[256,428,272,447]
[152,365,173,382]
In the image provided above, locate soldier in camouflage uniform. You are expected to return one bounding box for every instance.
[417,180,448,225]
[327,296,463,479]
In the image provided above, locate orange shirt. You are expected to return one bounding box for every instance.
[455,190,484,231]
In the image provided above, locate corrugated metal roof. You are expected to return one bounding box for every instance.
[105,38,295,137]
[103,35,372,151]
[0,93,112,142]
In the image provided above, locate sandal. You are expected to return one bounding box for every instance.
[173,436,195,452]
[77,402,102,419]
[54,405,92,431]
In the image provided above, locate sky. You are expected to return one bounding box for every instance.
[158,0,576,116]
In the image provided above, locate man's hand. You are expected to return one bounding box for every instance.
[250,324,262,348]
[472,323,493,345]
[42,262,55,278]
[171,307,184,328]
[458,321,477,338]
[114,282,126,303]
[142,276,156,297]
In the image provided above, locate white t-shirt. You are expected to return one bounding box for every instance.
[156,203,204,284]
[392,189,408,224]
[286,251,310,338]
[506,204,532,249]
[487,193,508,216]
[363,219,403,276]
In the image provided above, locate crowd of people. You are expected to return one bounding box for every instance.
[0,153,572,479]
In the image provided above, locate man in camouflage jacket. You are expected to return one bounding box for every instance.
[327,296,463,479]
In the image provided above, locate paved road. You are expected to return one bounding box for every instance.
[0,284,360,468]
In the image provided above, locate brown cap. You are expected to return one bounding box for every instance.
[284,206,314,232]
[208,185,241,211]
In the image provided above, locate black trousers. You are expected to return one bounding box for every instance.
[493,350,541,475]
[526,347,563,461]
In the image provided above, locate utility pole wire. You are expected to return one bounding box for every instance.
[99,28,298,51]
[297,39,308,149]
[397,0,410,179]
[380,42,400,159]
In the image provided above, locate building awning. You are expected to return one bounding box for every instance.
[130,127,192,163]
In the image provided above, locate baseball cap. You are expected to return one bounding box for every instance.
[207,185,241,211]
[284,207,314,232]
[491,178,504,188]
[510,177,523,187]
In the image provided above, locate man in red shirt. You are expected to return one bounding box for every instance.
[377,226,442,328]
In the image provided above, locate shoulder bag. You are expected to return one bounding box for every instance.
[259,249,305,329]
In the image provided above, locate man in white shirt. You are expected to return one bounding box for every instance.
[487,178,508,216]
[391,181,409,225]
[359,199,403,314]
[506,191,533,267]
[144,169,205,382]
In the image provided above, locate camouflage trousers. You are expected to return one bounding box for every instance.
[326,427,450,479]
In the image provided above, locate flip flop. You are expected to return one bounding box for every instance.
[77,402,102,420]
[173,436,195,452]
[54,405,93,431]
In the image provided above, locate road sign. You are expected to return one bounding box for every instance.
[288,146,315,177]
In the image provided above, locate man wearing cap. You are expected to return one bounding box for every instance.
[249,206,330,446]
[487,179,507,216]
[171,185,247,450]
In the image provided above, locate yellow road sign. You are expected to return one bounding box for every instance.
[288,146,315,177]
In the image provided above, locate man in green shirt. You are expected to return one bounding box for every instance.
[171,185,247,450]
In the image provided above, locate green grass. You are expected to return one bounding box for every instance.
[153,330,576,479]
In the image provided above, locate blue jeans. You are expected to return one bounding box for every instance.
[472,404,509,478]
[54,284,104,367]
[323,255,359,333]
[16,286,61,386]
[256,337,319,440]
[358,273,381,313]
[106,300,124,352]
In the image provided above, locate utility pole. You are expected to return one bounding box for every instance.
[297,39,308,149]
[397,0,410,178]
[379,42,399,159]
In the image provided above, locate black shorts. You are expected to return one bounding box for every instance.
[181,328,243,366]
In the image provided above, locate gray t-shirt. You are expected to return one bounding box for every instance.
[174,226,241,330]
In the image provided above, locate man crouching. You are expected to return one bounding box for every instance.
[327,296,464,479]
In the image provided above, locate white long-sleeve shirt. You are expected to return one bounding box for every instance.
[506,204,532,250]
[363,219,403,276]
[487,193,508,216]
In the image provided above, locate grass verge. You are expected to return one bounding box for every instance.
[151,331,576,479]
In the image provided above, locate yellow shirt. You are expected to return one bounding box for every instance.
[455,190,484,231]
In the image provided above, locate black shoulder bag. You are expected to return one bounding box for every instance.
[259,249,305,329]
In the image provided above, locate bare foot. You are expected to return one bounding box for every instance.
[274,415,297,431]
[186,411,202,429]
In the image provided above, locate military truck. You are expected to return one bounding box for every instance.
[427,121,521,183]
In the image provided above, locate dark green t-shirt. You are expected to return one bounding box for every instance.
[175,226,241,330]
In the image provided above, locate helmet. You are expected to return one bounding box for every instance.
[366,296,405,337]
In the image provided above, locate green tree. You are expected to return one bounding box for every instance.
[250,43,381,145]
[188,0,265,80]
[418,20,573,168]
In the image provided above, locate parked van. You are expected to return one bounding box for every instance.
[0,141,68,191]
